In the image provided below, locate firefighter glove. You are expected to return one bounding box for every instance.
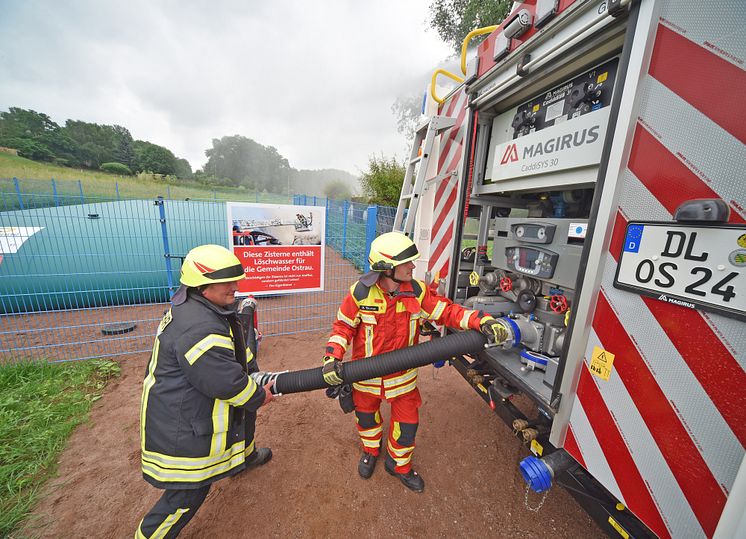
[479,317,509,344]
[322,356,344,386]
[325,384,355,413]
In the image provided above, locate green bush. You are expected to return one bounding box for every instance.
[6,138,56,162]
[100,162,133,175]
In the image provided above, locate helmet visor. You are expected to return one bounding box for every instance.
[204,263,245,281]
[389,243,419,262]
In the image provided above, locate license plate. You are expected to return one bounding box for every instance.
[613,222,746,321]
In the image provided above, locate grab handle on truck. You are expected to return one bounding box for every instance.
[430,69,465,105]
[460,25,498,75]
[429,25,499,105]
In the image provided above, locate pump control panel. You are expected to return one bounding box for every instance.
[510,57,619,139]
[492,218,584,289]
[505,246,559,278]
[483,55,621,191]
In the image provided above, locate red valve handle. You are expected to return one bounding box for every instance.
[499,277,513,292]
[549,295,568,313]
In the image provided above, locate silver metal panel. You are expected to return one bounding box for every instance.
[578,328,702,539]
[477,164,598,194]
[535,0,560,28]
[551,0,663,447]
[481,347,553,405]
[493,32,510,61]
[465,56,479,85]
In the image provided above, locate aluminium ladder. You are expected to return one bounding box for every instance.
[393,115,456,238]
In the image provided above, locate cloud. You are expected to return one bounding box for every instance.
[0,0,454,174]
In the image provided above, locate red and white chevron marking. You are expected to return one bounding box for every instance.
[428,88,469,281]
[565,12,745,539]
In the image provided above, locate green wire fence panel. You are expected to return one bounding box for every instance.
[0,184,393,363]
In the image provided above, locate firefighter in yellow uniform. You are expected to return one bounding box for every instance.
[322,232,509,492]
[136,245,274,538]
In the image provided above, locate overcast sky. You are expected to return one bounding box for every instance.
[0,0,457,176]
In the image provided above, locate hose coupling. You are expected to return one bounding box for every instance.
[249,370,288,395]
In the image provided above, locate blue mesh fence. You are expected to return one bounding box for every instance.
[0,183,394,363]
[376,205,397,235]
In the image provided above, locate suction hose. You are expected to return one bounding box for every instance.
[252,330,488,395]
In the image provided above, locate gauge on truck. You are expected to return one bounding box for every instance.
[505,246,559,279]
[511,222,556,244]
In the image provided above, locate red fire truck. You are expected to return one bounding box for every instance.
[396,1,745,537]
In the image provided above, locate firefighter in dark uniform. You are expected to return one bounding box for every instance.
[136,244,273,538]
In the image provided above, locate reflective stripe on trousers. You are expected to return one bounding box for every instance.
[136,485,210,538]
[352,387,421,473]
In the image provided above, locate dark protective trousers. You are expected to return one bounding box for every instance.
[137,411,258,538]
[136,486,211,538]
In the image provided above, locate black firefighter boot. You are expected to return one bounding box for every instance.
[385,456,425,493]
[245,447,273,467]
[358,452,378,479]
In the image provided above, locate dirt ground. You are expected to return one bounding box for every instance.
[19,329,603,538]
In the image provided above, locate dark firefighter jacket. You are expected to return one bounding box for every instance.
[140,287,265,489]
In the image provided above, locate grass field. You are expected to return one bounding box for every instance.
[0,153,291,207]
[0,359,120,537]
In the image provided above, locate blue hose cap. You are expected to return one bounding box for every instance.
[432,360,446,368]
[519,456,553,493]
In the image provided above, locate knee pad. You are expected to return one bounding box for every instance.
[355,410,380,429]
[394,422,419,447]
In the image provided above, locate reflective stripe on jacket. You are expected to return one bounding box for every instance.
[326,278,484,399]
[140,288,266,489]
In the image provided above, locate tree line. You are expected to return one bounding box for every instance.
[0,108,316,196]
[0,107,191,178]
[0,107,361,198]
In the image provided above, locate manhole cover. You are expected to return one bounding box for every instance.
[101,322,137,335]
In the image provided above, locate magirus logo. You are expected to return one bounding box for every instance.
[499,125,601,165]
[658,294,695,308]
[500,144,519,164]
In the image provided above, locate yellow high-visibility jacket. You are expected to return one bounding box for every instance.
[326,278,485,399]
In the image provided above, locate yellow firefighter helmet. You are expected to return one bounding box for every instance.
[368,232,420,271]
[180,244,245,287]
